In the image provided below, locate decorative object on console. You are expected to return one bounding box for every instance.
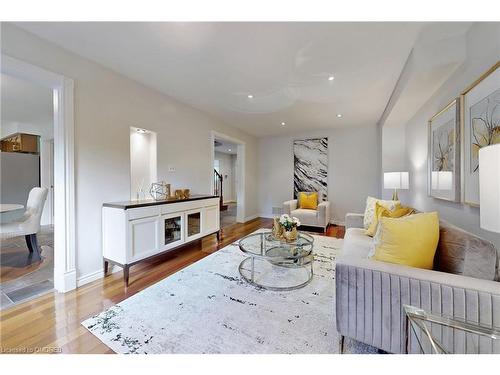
[479,143,500,233]
[293,138,328,202]
[462,61,499,206]
[428,98,461,202]
[149,181,170,200]
[383,172,409,201]
[174,189,191,199]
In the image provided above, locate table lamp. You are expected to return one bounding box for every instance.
[479,144,500,233]
[384,172,409,201]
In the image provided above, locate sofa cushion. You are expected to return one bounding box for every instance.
[371,212,440,270]
[434,220,498,281]
[341,228,373,259]
[291,209,317,227]
[363,196,400,229]
[298,192,318,210]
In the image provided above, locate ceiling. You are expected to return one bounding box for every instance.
[13,22,462,137]
[1,73,54,137]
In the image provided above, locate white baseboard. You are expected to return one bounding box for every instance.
[243,213,259,222]
[331,219,345,226]
[259,213,274,219]
[77,266,121,287]
[77,269,103,287]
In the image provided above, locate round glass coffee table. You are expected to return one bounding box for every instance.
[238,231,314,291]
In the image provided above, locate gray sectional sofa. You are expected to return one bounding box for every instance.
[335,212,500,354]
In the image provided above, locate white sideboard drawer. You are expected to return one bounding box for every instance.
[127,206,160,220]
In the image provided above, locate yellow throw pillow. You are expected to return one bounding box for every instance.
[365,202,414,237]
[372,212,439,270]
[363,196,400,229]
[298,192,318,210]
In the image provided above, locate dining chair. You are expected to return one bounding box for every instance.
[0,187,48,261]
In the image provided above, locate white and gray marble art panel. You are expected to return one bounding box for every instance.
[293,138,328,201]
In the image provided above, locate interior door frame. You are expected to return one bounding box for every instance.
[2,54,76,292]
[210,130,246,223]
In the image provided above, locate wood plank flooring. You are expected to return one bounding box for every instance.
[0,218,344,354]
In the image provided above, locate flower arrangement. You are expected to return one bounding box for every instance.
[272,214,301,242]
[279,214,301,231]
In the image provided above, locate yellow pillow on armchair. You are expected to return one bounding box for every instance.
[371,212,440,270]
[365,202,414,236]
[298,192,318,210]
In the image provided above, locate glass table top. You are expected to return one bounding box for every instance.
[238,231,314,260]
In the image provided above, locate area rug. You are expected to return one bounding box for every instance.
[82,229,368,354]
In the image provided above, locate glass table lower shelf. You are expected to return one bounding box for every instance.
[238,231,314,291]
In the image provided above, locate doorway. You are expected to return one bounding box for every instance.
[1,55,75,304]
[0,73,56,308]
[210,131,245,228]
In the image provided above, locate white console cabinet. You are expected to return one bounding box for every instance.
[102,196,220,286]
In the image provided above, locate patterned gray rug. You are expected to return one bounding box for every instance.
[82,229,377,354]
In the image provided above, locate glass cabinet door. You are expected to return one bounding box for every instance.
[164,215,182,246]
[187,211,202,238]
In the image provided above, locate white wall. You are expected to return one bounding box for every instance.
[1,23,259,283]
[404,22,500,250]
[258,125,381,224]
[214,151,236,203]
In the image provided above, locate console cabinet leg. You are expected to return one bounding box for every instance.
[104,260,109,275]
[123,265,130,287]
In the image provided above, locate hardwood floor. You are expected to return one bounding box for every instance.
[0,218,344,354]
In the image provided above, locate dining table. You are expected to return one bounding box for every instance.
[0,204,24,213]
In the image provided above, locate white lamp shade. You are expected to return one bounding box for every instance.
[384,172,409,190]
[479,144,500,233]
[431,171,453,191]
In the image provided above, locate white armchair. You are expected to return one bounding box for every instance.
[0,187,48,260]
[283,199,331,232]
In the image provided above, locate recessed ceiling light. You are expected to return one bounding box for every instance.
[328,76,335,81]
[281,122,286,126]
[247,94,254,99]
[136,128,147,133]
[228,148,232,152]
[337,114,342,118]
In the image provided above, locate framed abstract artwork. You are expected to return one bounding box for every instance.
[293,137,328,201]
[428,98,461,202]
[461,62,500,206]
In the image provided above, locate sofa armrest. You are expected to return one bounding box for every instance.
[317,201,331,227]
[335,257,500,354]
[345,213,364,229]
[282,200,298,215]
